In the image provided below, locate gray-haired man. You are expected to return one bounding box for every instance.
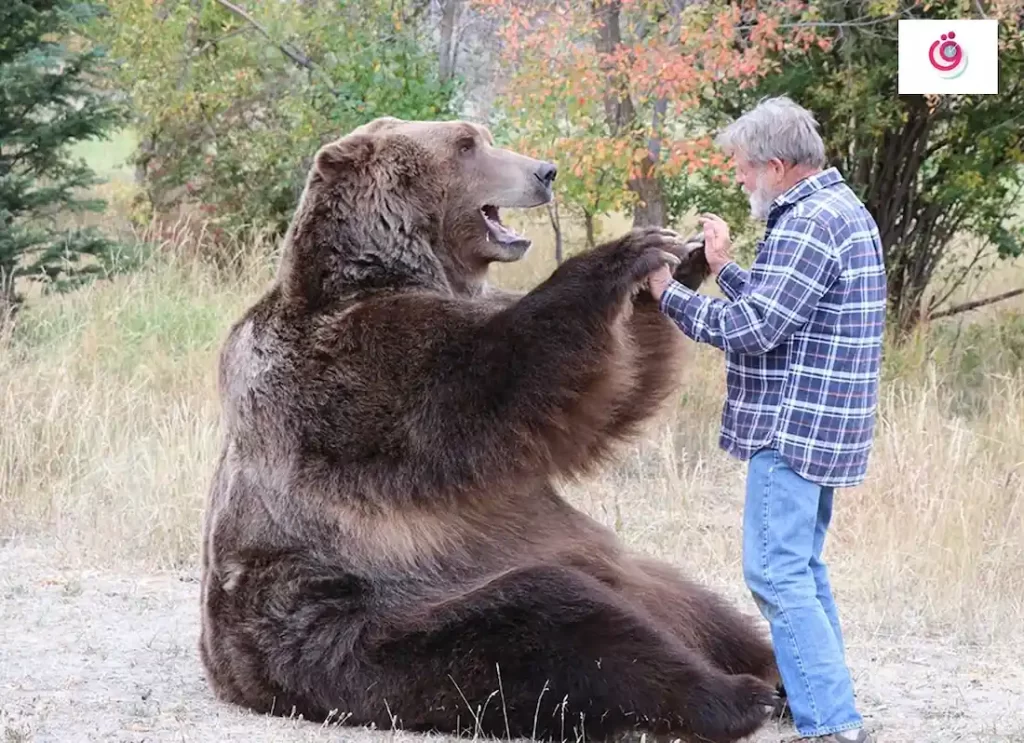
[648,96,887,742]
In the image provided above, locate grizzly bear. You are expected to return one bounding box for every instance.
[199,116,780,743]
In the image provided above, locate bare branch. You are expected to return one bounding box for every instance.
[926,240,993,315]
[735,10,907,31]
[192,27,249,58]
[928,288,1024,320]
[211,0,335,89]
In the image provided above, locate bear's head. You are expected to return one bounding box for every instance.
[278,117,557,306]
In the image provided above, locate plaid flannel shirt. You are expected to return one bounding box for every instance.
[659,167,887,487]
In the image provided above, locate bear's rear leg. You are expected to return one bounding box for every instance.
[354,565,776,742]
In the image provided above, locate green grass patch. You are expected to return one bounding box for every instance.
[69,127,139,184]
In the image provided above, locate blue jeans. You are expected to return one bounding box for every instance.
[743,448,862,737]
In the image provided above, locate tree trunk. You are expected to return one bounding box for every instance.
[135,134,156,186]
[629,168,665,227]
[0,267,17,321]
[547,201,563,264]
[839,94,937,334]
[438,0,462,84]
[592,0,633,133]
[583,210,596,249]
[629,0,689,228]
[591,0,665,226]
[630,94,667,227]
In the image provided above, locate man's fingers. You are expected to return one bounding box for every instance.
[699,215,730,237]
[699,216,727,240]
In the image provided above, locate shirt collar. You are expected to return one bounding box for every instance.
[769,166,843,214]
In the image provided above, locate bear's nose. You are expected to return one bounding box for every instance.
[535,162,557,186]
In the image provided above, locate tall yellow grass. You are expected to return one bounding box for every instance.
[2,215,1022,646]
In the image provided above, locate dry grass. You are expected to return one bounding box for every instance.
[2,210,1023,650]
[0,224,278,568]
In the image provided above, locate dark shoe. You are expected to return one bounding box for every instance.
[822,730,873,743]
[774,684,873,742]
[773,683,793,723]
[797,729,873,742]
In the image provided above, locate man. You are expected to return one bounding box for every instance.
[647,96,887,743]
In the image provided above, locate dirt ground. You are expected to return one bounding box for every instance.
[2,541,1023,743]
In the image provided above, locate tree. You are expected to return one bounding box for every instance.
[437,0,464,84]
[94,0,461,239]
[476,0,827,246]
[711,0,1024,332]
[0,0,126,313]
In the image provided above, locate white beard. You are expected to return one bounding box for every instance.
[748,171,780,221]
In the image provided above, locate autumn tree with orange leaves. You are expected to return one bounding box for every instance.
[473,0,830,248]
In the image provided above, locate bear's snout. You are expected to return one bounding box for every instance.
[535,162,557,187]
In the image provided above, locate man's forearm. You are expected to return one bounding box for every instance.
[657,279,792,356]
[658,280,733,350]
[658,217,839,355]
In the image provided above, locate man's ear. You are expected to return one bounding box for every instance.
[314,133,375,180]
[768,157,788,181]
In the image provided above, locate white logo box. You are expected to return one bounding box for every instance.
[897,19,999,95]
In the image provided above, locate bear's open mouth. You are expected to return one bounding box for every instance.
[481,205,531,249]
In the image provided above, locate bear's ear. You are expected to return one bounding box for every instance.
[314,134,376,180]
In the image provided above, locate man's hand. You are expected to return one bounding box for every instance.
[646,263,674,302]
[698,213,734,275]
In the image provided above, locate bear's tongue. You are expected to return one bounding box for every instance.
[481,205,530,249]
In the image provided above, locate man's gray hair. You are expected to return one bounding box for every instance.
[714,96,827,168]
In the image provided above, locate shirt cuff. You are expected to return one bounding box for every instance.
[658,279,698,319]
[715,261,747,299]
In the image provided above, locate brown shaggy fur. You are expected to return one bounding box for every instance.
[199,117,779,743]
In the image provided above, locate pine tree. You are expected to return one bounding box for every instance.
[1,0,126,314]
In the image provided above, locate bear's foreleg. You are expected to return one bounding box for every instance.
[621,556,781,685]
[405,227,693,492]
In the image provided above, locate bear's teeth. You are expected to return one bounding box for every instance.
[481,205,502,224]
[482,206,529,248]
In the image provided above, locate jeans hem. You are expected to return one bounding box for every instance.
[795,718,864,738]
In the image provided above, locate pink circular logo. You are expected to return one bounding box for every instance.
[928,31,968,78]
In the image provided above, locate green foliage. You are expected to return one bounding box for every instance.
[488,99,635,248]
[481,0,826,236]
[0,0,128,310]
[710,0,1024,331]
[93,0,461,238]
[660,164,762,258]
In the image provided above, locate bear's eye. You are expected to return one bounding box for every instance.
[458,138,475,155]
